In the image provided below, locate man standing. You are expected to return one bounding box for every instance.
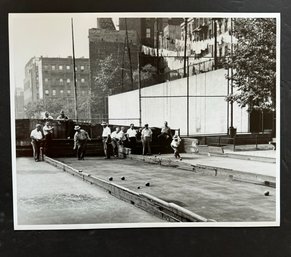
[126,124,137,151]
[30,124,44,162]
[56,110,69,120]
[43,111,54,121]
[111,127,120,157]
[57,110,71,138]
[73,125,91,160]
[43,121,54,156]
[141,124,153,155]
[101,121,111,159]
[158,121,173,153]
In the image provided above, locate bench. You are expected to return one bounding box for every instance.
[269,138,276,150]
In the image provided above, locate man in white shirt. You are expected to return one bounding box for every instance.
[30,124,44,162]
[43,121,54,156]
[126,124,137,151]
[141,124,153,155]
[101,121,111,159]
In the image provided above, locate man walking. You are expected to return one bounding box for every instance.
[73,125,91,160]
[30,124,44,162]
[141,124,153,155]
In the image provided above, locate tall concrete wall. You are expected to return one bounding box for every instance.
[108,69,249,135]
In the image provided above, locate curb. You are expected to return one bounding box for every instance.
[44,156,213,222]
[128,154,276,188]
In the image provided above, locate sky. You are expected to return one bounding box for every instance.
[9,13,119,89]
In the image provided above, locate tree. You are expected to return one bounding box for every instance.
[93,55,123,96]
[227,18,276,112]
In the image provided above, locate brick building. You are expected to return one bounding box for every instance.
[89,19,140,121]
[89,18,184,121]
[24,56,91,119]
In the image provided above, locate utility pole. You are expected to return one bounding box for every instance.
[124,18,134,89]
[183,18,188,77]
[156,18,160,76]
[214,19,218,70]
[71,18,78,122]
[137,52,142,127]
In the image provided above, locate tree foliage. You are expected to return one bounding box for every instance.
[93,55,123,96]
[24,95,90,119]
[227,18,276,112]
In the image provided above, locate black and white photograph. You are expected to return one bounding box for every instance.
[9,13,280,229]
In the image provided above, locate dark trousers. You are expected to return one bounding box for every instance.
[31,139,42,161]
[76,139,87,160]
[142,137,151,155]
[43,134,52,156]
[128,137,136,148]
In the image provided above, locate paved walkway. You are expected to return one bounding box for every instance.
[16,157,162,226]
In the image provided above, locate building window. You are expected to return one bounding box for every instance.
[52,89,56,96]
[60,90,64,94]
[81,78,85,83]
[75,66,78,71]
[52,65,55,70]
[59,65,63,70]
[66,65,70,70]
[146,28,151,38]
[80,65,85,71]
[67,78,71,83]
[67,90,71,95]
[59,78,63,84]
[44,78,48,83]
[45,90,49,95]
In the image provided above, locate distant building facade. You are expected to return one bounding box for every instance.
[24,56,91,119]
[181,18,233,59]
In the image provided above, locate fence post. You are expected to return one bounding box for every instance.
[233,137,236,152]
[256,134,258,150]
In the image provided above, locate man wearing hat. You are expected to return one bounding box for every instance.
[30,124,44,162]
[141,124,153,155]
[101,121,111,159]
[73,125,91,160]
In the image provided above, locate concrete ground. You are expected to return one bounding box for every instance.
[16,157,162,225]
[56,156,276,222]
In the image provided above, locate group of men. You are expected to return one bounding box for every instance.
[30,116,182,162]
[100,121,182,160]
[30,110,70,161]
